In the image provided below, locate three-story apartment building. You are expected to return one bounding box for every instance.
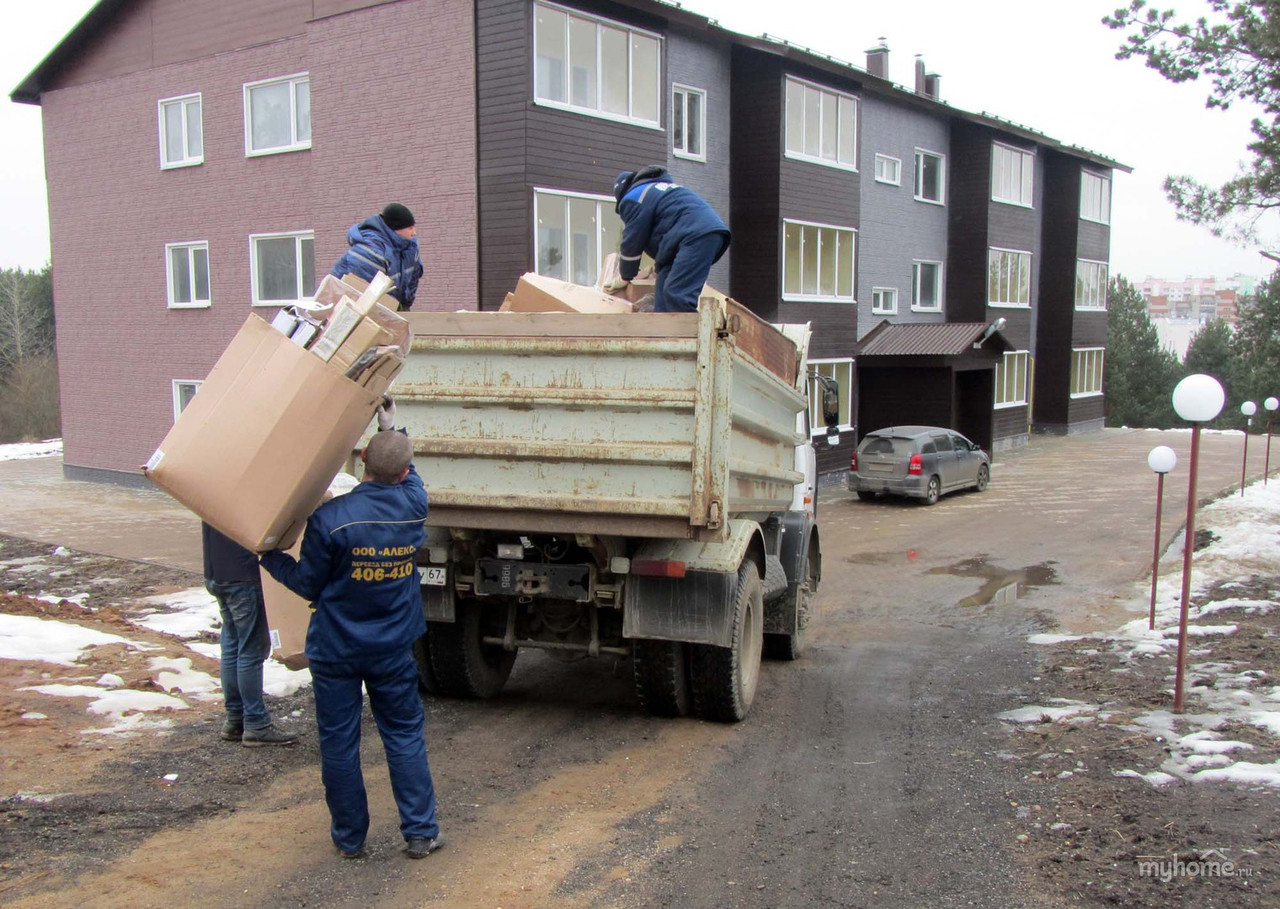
[13,0,1126,483]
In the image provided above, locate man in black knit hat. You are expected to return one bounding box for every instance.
[330,203,424,310]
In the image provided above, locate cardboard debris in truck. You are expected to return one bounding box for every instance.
[501,272,635,313]
[597,252,657,306]
[146,272,409,552]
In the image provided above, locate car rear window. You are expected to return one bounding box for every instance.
[863,437,896,455]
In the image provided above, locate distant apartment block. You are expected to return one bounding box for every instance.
[1136,273,1256,324]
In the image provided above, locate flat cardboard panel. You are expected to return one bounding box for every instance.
[147,314,381,551]
[510,273,635,314]
[261,535,310,670]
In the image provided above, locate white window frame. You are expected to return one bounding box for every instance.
[784,76,859,171]
[533,1,662,128]
[533,188,623,287]
[987,247,1032,308]
[874,153,901,185]
[165,241,211,309]
[995,350,1030,408]
[991,141,1034,207]
[1071,347,1105,398]
[249,230,315,307]
[871,286,898,315]
[672,84,707,162]
[158,93,203,169]
[808,359,854,434]
[243,73,311,157]
[1075,259,1109,310]
[172,380,202,421]
[782,218,857,303]
[913,148,945,204]
[911,260,943,312]
[1080,171,1111,224]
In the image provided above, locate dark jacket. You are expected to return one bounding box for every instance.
[617,169,730,282]
[202,523,260,585]
[259,466,428,662]
[330,215,424,309]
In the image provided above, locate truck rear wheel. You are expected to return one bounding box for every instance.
[428,601,516,699]
[411,633,439,694]
[690,558,764,722]
[764,543,815,661]
[632,639,692,717]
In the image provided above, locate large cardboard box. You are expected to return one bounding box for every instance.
[146,314,387,551]
[261,536,311,670]
[504,273,634,313]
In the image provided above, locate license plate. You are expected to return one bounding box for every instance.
[419,567,447,586]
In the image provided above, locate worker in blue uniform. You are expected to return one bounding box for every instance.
[607,166,731,313]
[259,402,442,860]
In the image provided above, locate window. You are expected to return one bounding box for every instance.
[911,260,942,311]
[244,73,311,156]
[809,359,853,433]
[914,149,945,203]
[672,85,706,161]
[995,351,1029,408]
[988,248,1032,307]
[166,242,210,308]
[782,219,856,302]
[534,189,623,286]
[1076,260,1109,310]
[1081,171,1111,223]
[158,93,203,168]
[785,77,858,170]
[172,380,202,421]
[992,142,1034,206]
[250,231,315,306]
[1071,348,1104,396]
[534,2,660,125]
[874,153,901,185]
[871,287,898,315]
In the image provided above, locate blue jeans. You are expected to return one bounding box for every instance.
[655,232,726,313]
[309,650,439,854]
[207,579,272,731]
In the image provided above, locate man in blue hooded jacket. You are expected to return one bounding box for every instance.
[260,408,442,861]
[608,166,731,313]
[330,203,424,310]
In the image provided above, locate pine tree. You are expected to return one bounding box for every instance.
[1105,276,1183,428]
[1234,272,1280,409]
[1184,318,1242,428]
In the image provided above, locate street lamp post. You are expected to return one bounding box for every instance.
[1241,400,1257,496]
[1266,397,1279,485]
[1147,446,1177,631]
[1171,374,1225,714]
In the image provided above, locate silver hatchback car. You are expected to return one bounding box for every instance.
[848,425,990,505]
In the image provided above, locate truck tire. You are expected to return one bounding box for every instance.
[411,633,440,695]
[690,558,764,722]
[764,543,815,661]
[428,601,516,699]
[632,639,692,717]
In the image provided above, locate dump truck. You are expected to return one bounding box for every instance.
[397,295,839,722]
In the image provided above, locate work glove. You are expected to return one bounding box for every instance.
[377,396,397,432]
[603,277,630,294]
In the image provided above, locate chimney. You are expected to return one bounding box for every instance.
[866,38,888,78]
[914,55,927,95]
[925,72,941,99]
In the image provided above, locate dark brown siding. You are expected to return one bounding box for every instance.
[946,122,989,323]
[1068,395,1106,426]
[1034,151,1079,429]
[476,0,667,309]
[729,47,782,321]
[857,366,955,436]
[994,405,1029,442]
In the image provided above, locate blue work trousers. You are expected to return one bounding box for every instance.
[207,579,272,731]
[655,232,726,313]
[309,651,439,854]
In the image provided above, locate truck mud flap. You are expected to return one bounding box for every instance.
[623,569,736,648]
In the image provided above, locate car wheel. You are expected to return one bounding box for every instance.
[855,490,877,502]
[923,476,941,506]
[975,464,989,492]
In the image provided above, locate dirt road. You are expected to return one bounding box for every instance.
[1,428,1275,907]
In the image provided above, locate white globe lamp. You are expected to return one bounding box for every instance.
[1171,374,1225,423]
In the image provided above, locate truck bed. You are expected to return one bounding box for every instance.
[398,300,807,541]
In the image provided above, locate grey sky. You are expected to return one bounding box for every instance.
[3,0,1274,282]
